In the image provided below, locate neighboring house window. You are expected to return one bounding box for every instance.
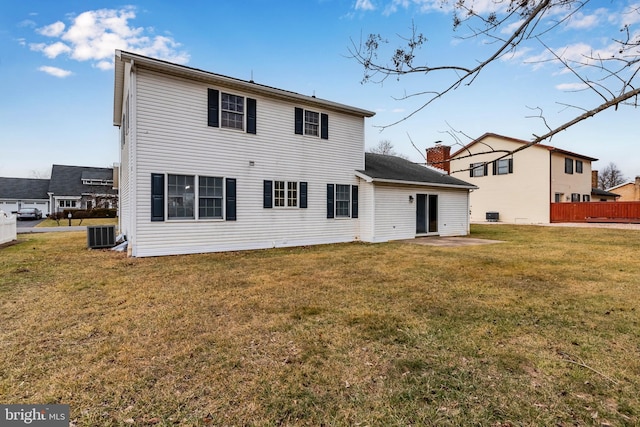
[199,176,223,219]
[295,108,329,139]
[152,173,236,221]
[565,158,573,174]
[571,193,580,202]
[493,158,513,175]
[554,193,563,203]
[470,162,487,177]
[576,160,583,174]
[326,184,358,219]
[207,89,257,134]
[59,200,77,208]
[264,180,307,208]
[583,194,591,202]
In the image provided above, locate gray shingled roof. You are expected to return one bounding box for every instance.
[591,188,619,197]
[0,178,50,199]
[49,165,117,196]
[358,153,477,189]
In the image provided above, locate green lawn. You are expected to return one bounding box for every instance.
[36,217,118,227]
[1,225,638,426]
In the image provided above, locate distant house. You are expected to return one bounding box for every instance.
[428,133,598,224]
[113,50,475,257]
[48,165,118,213]
[0,165,118,216]
[0,178,50,214]
[607,177,640,201]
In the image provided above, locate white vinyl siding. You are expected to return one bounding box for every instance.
[127,68,364,256]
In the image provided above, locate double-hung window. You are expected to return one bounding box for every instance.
[152,173,236,221]
[326,184,358,219]
[565,158,574,174]
[470,162,487,177]
[335,185,350,217]
[294,108,329,139]
[221,93,244,130]
[207,89,257,134]
[168,175,195,219]
[576,160,583,174]
[199,176,223,219]
[494,158,513,175]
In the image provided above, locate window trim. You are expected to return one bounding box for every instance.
[152,173,236,222]
[207,88,256,134]
[327,183,358,219]
[295,107,328,139]
[265,180,305,209]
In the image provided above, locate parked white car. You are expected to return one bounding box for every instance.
[17,208,43,220]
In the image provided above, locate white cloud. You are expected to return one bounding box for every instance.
[565,8,608,30]
[38,66,73,78]
[355,0,376,11]
[620,2,640,26]
[31,41,72,59]
[555,82,590,91]
[28,7,189,71]
[37,21,65,37]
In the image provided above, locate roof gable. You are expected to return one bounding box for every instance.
[49,165,117,196]
[358,153,476,189]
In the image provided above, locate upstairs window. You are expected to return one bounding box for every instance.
[571,193,580,202]
[565,158,574,174]
[221,93,244,130]
[295,108,328,139]
[207,89,256,134]
[583,194,591,202]
[576,160,583,174]
[493,158,513,175]
[470,162,487,177]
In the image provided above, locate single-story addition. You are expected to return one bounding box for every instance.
[113,50,475,257]
[357,153,477,242]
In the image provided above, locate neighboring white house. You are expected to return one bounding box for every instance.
[435,133,597,224]
[113,50,476,257]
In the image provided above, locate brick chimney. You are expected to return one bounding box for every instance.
[591,170,598,188]
[426,143,451,174]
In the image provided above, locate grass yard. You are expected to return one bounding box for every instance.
[1,225,639,426]
[36,217,118,227]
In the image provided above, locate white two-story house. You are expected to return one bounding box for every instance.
[114,51,475,257]
[438,133,597,224]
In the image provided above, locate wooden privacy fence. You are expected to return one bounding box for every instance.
[551,201,640,223]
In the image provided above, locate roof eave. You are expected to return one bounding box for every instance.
[114,50,375,118]
[356,173,477,189]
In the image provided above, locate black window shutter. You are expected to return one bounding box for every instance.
[226,178,236,221]
[492,161,497,175]
[247,98,257,134]
[469,164,474,178]
[300,182,308,208]
[151,173,164,221]
[326,184,334,218]
[321,113,328,139]
[351,185,358,219]
[483,163,488,176]
[508,158,513,173]
[208,89,219,127]
[263,180,272,208]
[294,107,303,135]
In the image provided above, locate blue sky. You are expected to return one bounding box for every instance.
[1,0,638,181]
